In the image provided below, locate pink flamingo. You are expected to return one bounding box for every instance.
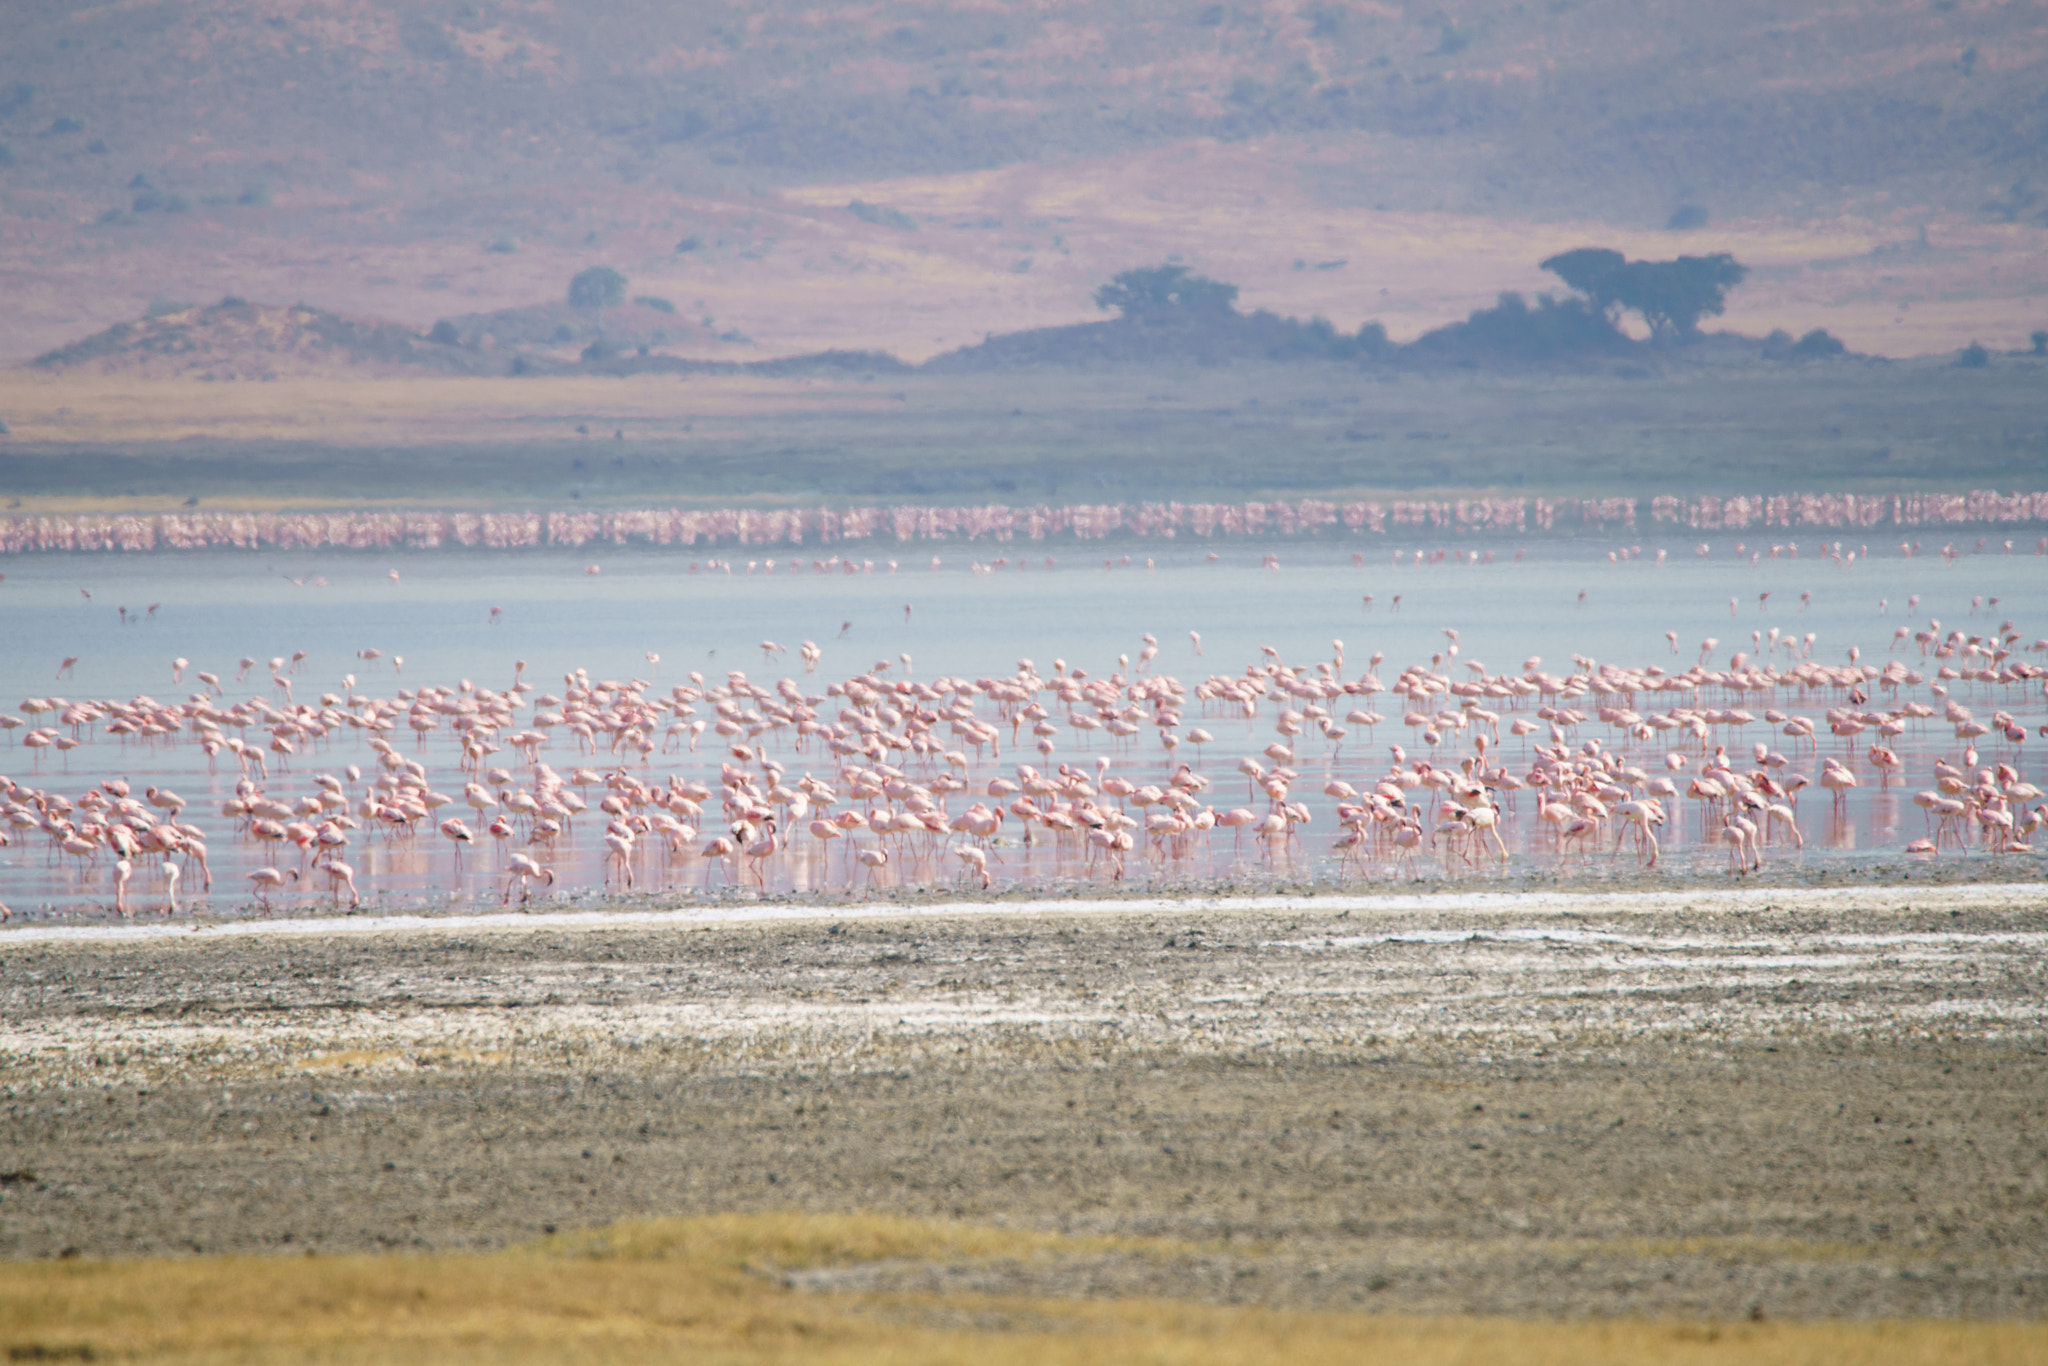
[315,857,361,909]
[504,853,554,904]
[247,866,296,912]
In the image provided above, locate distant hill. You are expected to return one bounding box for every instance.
[28,299,497,379]
[25,296,911,380]
[430,299,729,353]
[923,264,1856,375]
[0,0,2040,226]
[924,310,1387,374]
[26,264,1865,382]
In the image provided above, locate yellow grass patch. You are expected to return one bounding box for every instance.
[0,371,894,451]
[0,1213,2037,1365]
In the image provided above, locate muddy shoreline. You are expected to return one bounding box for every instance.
[5,854,2043,934]
[3,884,2044,1320]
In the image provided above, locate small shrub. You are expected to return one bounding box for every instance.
[46,116,83,135]
[568,265,627,310]
[485,235,517,254]
[1957,341,1990,368]
[146,298,193,318]
[551,323,576,343]
[428,320,460,345]
[634,295,676,313]
[131,188,189,213]
[2031,330,2046,356]
[86,139,106,154]
[238,184,271,207]
[1790,328,1845,358]
[847,200,916,231]
[675,235,703,253]
[1666,204,1709,231]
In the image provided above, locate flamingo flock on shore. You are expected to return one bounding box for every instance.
[0,605,2043,921]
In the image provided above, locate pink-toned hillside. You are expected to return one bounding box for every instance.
[0,0,2042,366]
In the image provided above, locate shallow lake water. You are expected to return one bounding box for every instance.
[0,534,2040,916]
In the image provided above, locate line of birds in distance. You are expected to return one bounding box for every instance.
[0,491,2043,557]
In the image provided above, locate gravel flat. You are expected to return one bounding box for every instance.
[3,884,2045,1320]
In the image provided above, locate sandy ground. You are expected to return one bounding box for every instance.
[2,883,2044,1320]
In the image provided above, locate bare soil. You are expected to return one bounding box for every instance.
[2,885,2044,1321]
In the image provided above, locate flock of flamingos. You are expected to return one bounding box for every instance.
[2,596,2044,920]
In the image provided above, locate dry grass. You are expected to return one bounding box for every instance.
[0,1213,2038,1365]
[2,356,2043,514]
[0,371,897,450]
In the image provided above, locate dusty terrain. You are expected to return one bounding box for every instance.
[2,356,2043,509]
[7,147,2043,372]
[4,1,2046,366]
[3,884,2043,1321]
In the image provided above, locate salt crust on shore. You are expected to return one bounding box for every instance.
[4,880,2041,947]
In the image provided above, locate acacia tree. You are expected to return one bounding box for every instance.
[1540,248,1747,342]
[568,266,628,338]
[1094,265,1239,320]
[1537,248,1628,318]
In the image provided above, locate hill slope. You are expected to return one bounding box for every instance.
[1,2,2044,365]
[2,0,2041,221]
[27,299,495,379]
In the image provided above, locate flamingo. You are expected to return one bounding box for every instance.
[247,866,297,912]
[1455,801,1510,863]
[597,828,632,889]
[504,853,554,904]
[1723,815,1761,873]
[742,818,781,887]
[855,845,890,890]
[954,845,991,888]
[112,857,134,917]
[314,857,361,909]
[439,817,475,871]
[1612,800,1663,867]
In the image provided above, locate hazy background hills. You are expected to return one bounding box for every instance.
[1,0,2045,366]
